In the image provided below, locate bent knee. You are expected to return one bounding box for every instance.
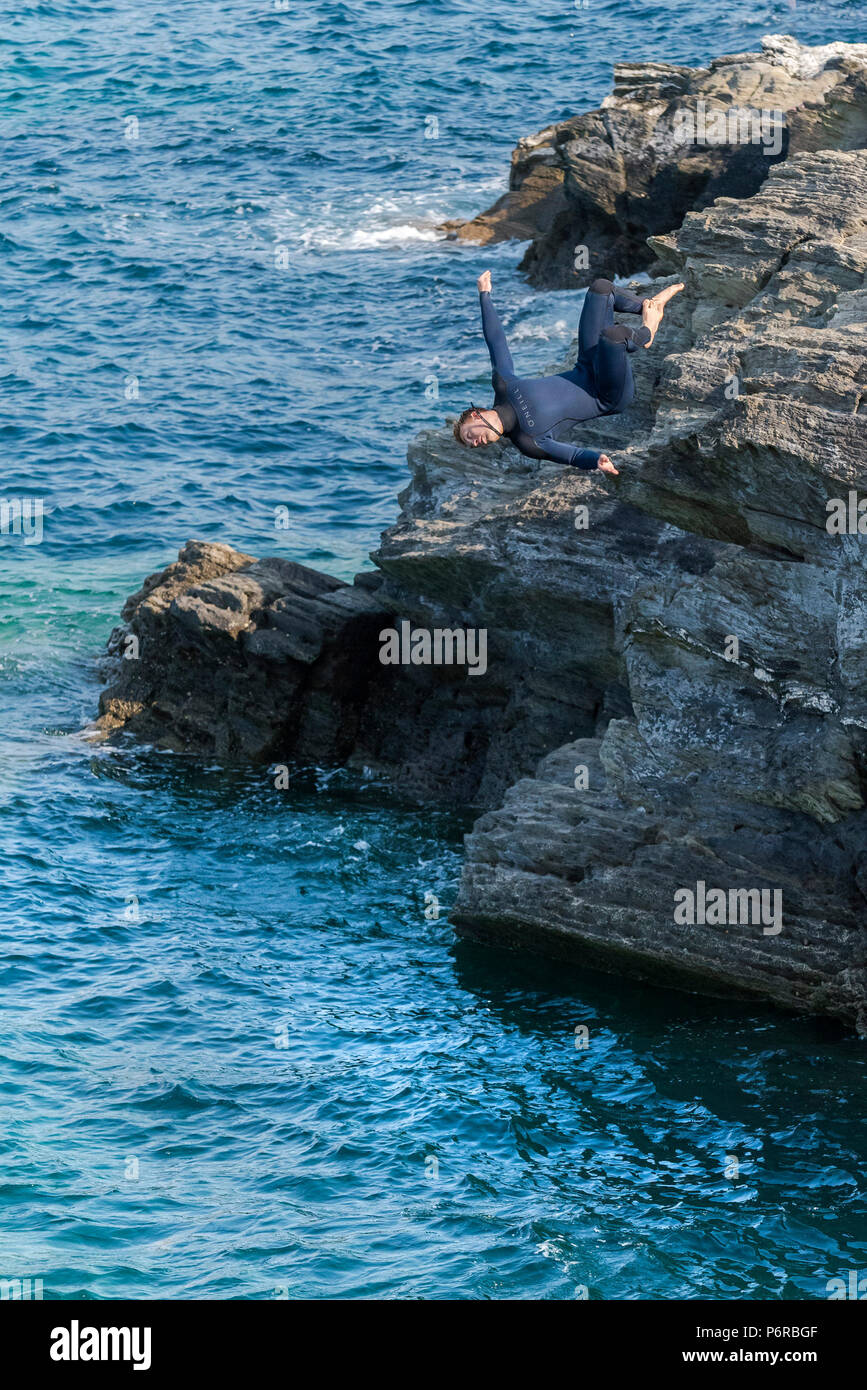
[590,277,615,297]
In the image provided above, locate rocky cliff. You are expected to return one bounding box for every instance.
[445,34,867,286]
[96,38,867,1031]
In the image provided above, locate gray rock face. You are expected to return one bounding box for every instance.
[447,35,867,286]
[96,41,867,1030]
[624,151,867,556]
[452,147,867,1032]
[457,736,866,1027]
[98,542,395,761]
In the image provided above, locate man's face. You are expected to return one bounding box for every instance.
[460,411,498,447]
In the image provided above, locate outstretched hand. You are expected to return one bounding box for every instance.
[598,455,619,476]
[477,270,492,293]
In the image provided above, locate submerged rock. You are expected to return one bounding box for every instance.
[97,40,867,1030]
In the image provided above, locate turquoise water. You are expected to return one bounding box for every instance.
[1,0,865,1299]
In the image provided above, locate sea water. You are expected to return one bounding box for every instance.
[0,0,865,1299]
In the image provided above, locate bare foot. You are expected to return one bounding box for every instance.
[641,281,685,347]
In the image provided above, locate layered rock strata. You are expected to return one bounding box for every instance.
[446,35,867,286]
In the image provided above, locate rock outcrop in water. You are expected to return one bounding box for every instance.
[97,38,867,1032]
[445,34,867,286]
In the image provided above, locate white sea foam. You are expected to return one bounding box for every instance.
[269,178,504,254]
[510,317,568,342]
[301,221,443,251]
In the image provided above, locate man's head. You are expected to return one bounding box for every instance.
[453,406,501,448]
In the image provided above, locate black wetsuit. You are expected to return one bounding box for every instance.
[480,278,650,470]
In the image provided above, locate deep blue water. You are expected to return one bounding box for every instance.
[1,0,865,1300]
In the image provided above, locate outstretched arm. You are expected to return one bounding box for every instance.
[477,270,514,375]
[536,435,619,474]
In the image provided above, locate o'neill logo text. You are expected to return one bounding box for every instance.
[379,620,487,676]
[513,387,535,429]
[50,1320,152,1371]
[674,880,782,935]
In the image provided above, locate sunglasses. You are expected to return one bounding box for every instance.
[468,404,505,437]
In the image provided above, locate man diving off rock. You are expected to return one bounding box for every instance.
[454,271,684,475]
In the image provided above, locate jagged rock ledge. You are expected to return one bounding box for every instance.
[96,39,867,1031]
[444,34,867,286]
